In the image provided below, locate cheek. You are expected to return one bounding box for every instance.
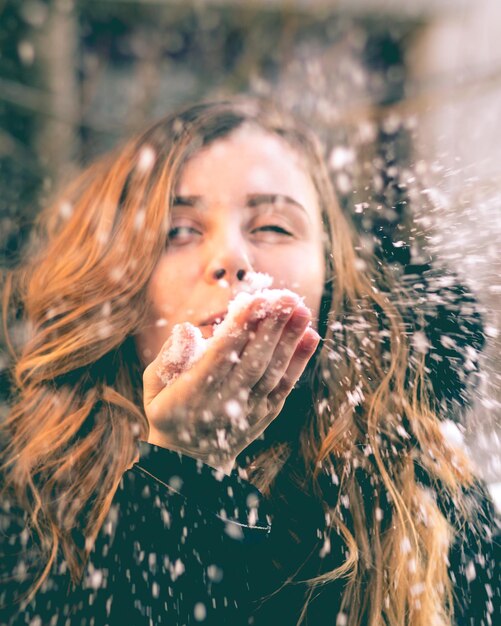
[146,269,170,318]
[299,273,325,323]
[271,250,326,322]
[300,253,326,322]
[146,255,193,318]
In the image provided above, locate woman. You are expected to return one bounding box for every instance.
[1,99,498,625]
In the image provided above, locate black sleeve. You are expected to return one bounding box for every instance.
[400,263,485,422]
[446,483,500,625]
[1,443,270,626]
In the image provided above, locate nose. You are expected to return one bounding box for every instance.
[213,268,246,281]
[204,231,253,285]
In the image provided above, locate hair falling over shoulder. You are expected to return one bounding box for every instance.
[0,121,186,601]
[300,267,476,626]
[250,252,477,626]
[1,98,479,624]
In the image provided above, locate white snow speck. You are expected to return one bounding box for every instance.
[194,602,207,621]
[465,561,476,582]
[410,582,425,596]
[170,558,185,581]
[137,145,156,172]
[411,331,430,354]
[152,582,160,598]
[319,536,331,558]
[18,40,35,65]
[439,419,465,448]
[336,612,348,626]
[207,564,223,582]
[225,522,244,540]
[224,400,242,420]
[400,536,411,554]
[134,209,146,230]
[329,146,355,171]
[59,201,73,219]
[88,568,103,589]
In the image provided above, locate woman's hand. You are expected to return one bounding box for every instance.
[142,295,320,474]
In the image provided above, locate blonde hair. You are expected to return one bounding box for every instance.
[1,98,475,624]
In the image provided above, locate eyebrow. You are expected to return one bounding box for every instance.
[172,195,202,208]
[246,194,307,214]
[172,193,307,214]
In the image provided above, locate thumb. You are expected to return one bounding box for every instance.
[143,323,206,406]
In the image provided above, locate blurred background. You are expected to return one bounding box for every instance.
[0,0,500,507]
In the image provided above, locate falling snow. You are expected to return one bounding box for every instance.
[1,5,500,626]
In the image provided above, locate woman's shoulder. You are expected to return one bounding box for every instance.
[415,466,500,623]
[83,443,271,625]
[1,443,271,625]
[447,482,500,624]
[399,262,485,419]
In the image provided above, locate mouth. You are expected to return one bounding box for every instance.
[198,312,227,337]
[199,311,227,327]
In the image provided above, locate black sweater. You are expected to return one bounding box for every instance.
[1,442,270,626]
[1,442,499,626]
[248,460,500,626]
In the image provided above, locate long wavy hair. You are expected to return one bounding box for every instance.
[1,98,475,625]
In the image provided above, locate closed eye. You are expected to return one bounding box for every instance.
[253,225,293,235]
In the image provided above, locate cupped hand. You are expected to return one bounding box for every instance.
[142,295,320,473]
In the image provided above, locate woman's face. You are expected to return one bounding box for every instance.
[135,124,326,364]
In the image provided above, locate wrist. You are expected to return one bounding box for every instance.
[146,426,172,450]
[146,428,236,475]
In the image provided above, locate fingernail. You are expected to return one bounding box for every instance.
[274,296,302,317]
[289,310,311,330]
[303,328,321,349]
[284,303,308,321]
[294,305,311,318]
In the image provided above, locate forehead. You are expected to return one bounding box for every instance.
[176,125,319,212]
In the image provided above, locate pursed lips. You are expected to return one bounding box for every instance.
[198,311,227,336]
[199,311,227,327]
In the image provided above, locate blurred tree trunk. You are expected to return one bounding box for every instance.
[34,0,80,187]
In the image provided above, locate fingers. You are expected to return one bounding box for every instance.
[267,327,321,406]
[193,296,268,382]
[250,306,312,395]
[144,322,210,407]
[230,295,304,389]
[144,294,299,414]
